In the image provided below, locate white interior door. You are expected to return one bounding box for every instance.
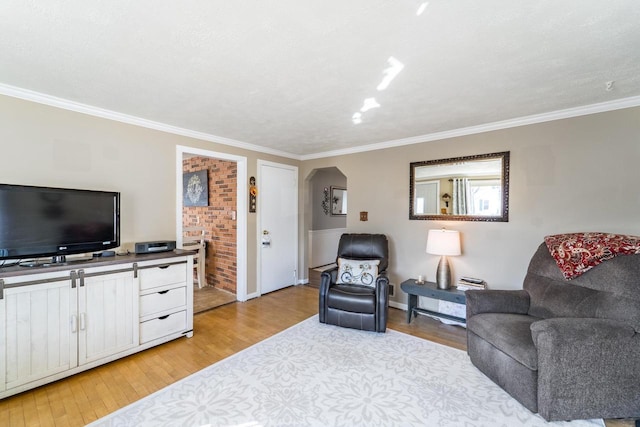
[415,180,440,214]
[258,161,298,294]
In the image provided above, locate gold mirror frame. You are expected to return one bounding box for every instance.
[409,151,510,222]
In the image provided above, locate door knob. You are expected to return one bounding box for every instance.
[262,230,271,247]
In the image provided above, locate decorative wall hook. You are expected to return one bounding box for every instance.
[322,187,330,215]
[249,176,257,213]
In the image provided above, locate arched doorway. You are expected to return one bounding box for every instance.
[305,166,347,287]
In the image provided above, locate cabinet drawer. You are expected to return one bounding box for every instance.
[139,263,187,291]
[140,286,187,318]
[140,310,187,344]
[451,294,466,304]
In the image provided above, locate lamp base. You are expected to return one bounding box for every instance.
[435,255,452,290]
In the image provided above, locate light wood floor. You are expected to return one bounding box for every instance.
[193,285,236,314]
[0,285,634,426]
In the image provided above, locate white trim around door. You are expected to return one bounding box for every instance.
[176,145,248,302]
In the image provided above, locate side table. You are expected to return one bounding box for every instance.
[400,279,466,324]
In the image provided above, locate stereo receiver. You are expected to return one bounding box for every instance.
[134,240,176,254]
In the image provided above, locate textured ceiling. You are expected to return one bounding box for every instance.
[1,1,639,159]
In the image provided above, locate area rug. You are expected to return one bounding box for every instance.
[88,316,604,427]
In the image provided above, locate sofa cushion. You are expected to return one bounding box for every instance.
[337,233,389,272]
[526,242,640,303]
[327,284,376,314]
[525,276,600,319]
[467,313,540,370]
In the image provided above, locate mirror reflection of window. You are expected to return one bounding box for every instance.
[337,191,347,214]
[330,187,347,216]
[453,177,502,216]
[468,179,501,216]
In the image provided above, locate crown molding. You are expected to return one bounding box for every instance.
[0,83,301,160]
[301,95,640,160]
[2,82,639,162]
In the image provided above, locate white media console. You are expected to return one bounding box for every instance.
[0,251,194,399]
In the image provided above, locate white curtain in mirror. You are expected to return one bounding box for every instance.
[452,178,469,215]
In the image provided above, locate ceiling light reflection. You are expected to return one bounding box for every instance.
[377,57,404,91]
[360,98,380,112]
[416,2,429,16]
[352,112,363,125]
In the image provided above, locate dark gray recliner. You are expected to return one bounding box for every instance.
[466,243,640,421]
[319,233,389,332]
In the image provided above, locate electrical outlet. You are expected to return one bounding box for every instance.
[360,211,368,221]
[388,283,395,297]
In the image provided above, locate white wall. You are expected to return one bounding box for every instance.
[3,93,639,304]
[300,107,640,303]
[0,94,298,296]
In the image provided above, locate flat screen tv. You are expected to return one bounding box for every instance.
[0,184,120,264]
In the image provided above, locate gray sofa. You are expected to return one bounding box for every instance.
[466,243,640,421]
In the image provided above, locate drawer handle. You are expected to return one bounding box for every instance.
[158,290,169,295]
[158,315,170,320]
[158,265,170,269]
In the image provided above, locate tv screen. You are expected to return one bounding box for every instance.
[0,184,120,261]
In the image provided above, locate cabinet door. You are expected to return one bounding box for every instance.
[3,279,77,390]
[78,270,139,365]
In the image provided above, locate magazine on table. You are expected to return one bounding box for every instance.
[457,276,487,290]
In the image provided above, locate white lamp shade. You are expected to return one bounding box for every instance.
[426,229,461,256]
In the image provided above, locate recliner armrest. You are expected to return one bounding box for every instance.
[466,289,530,318]
[375,272,389,332]
[530,317,640,421]
[375,271,389,287]
[320,267,338,288]
[531,317,636,347]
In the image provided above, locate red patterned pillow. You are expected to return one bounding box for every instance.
[544,232,640,280]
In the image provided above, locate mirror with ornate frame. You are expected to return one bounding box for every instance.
[410,151,510,222]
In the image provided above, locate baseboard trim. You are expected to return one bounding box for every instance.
[390,300,408,311]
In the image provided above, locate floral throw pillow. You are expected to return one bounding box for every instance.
[336,258,380,287]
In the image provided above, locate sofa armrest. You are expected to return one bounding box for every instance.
[531,317,636,345]
[466,289,530,318]
[531,317,640,421]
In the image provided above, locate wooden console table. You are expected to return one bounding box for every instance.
[400,279,466,324]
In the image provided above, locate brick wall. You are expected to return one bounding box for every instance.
[182,157,237,293]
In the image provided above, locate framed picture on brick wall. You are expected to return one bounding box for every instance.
[183,169,209,207]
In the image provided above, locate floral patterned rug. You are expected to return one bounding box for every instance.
[89,317,604,427]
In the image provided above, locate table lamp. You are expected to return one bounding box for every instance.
[426,229,461,289]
